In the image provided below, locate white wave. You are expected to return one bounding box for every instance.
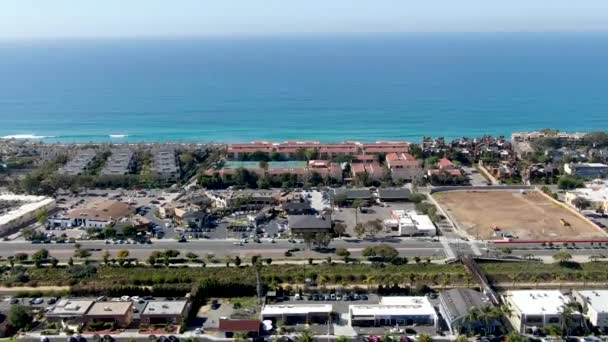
[2,134,54,139]
[109,134,128,138]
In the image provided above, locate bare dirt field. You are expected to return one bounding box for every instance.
[434,190,607,241]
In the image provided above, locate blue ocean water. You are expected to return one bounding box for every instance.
[0,33,607,143]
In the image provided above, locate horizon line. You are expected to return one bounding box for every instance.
[1,30,608,42]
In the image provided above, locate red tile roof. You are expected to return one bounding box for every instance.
[438,158,454,169]
[218,319,261,332]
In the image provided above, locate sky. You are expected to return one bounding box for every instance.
[1,0,608,39]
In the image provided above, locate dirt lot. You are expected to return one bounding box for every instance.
[434,190,607,241]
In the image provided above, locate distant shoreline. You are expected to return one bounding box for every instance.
[0,129,592,145]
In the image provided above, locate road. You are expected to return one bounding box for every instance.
[1,238,448,260]
[6,237,607,261]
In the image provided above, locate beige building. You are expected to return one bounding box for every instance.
[85,301,134,328]
[141,300,189,326]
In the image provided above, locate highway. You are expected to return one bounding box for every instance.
[4,238,605,261]
[0,239,448,260]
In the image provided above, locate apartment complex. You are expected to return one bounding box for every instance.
[59,149,98,176]
[101,149,136,176]
[152,147,180,183]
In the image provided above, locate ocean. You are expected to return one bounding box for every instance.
[0,33,607,143]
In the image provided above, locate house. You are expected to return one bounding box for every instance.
[261,304,333,325]
[377,188,411,202]
[438,289,497,335]
[130,215,151,231]
[361,141,410,155]
[46,299,95,327]
[504,290,582,334]
[349,297,438,329]
[281,201,314,215]
[385,153,421,182]
[351,163,384,182]
[141,300,189,326]
[288,215,332,235]
[174,209,209,228]
[52,200,134,229]
[352,155,377,164]
[85,301,134,328]
[437,158,454,169]
[218,319,261,338]
[573,290,608,332]
[565,187,608,212]
[385,210,435,236]
[564,163,608,179]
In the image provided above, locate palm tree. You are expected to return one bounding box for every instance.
[505,331,525,342]
[296,329,315,342]
[552,251,573,264]
[455,336,468,342]
[560,302,581,337]
[417,334,433,342]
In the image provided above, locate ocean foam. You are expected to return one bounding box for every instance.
[109,134,128,138]
[2,134,53,139]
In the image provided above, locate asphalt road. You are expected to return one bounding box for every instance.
[0,239,447,259]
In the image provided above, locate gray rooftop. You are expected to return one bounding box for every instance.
[288,215,332,230]
[101,149,135,176]
[378,188,412,200]
[142,300,188,316]
[438,288,492,322]
[331,188,372,200]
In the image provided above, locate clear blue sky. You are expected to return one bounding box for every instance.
[2,0,608,39]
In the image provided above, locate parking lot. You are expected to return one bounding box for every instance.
[332,202,417,238]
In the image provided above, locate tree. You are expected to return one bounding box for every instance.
[296,329,315,342]
[500,247,513,255]
[553,251,573,264]
[352,199,366,225]
[74,248,92,259]
[259,160,269,170]
[50,257,59,268]
[102,250,111,265]
[32,249,49,267]
[558,175,585,190]
[234,255,242,267]
[418,334,433,342]
[336,247,350,262]
[9,305,32,330]
[354,223,366,239]
[36,208,48,225]
[333,222,347,238]
[67,257,74,266]
[15,252,28,262]
[505,331,526,342]
[455,336,469,342]
[365,219,384,239]
[572,197,591,211]
[186,252,199,261]
[117,250,130,259]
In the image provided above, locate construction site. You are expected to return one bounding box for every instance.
[434,189,607,241]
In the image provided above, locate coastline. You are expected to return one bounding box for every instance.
[0,128,590,144]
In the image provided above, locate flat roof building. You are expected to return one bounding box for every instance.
[349,296,438,329]
[574,290,608,332]
[47,299,94,324]
[564,163,608,179]
[0,194,56,235]
[141,300,189,326]
[261,304,333,325]
[288,214,332,235]
[504,290,581,334]
[85,301,134,328]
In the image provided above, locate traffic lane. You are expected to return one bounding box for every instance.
[0,240,446,259]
